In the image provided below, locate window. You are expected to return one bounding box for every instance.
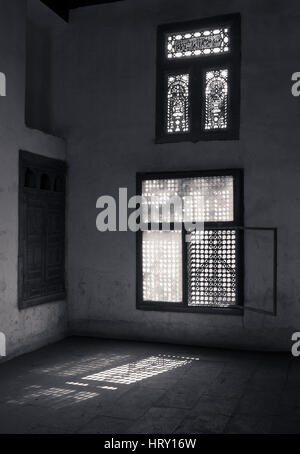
[137,170,244,314]
[156,14,241,143]
[18,151,67,309]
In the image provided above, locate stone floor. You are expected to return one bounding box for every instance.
[0,337,299,434]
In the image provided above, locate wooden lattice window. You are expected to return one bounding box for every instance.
[18,150,67,309]
[156,14,241,143]
[137,169,244,314]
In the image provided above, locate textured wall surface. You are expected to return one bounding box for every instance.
[0,0,67,359]
[49,0,300,351]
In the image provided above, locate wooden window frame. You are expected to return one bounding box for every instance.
[136,169,244,315]
[156,13,241,143]
[18,150,67,310]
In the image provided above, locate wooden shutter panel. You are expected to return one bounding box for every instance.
[22,195,46,301]
[45,198,65,296]
[19,151,66,309]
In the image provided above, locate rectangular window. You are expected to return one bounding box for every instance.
[156,14,241,143]
[143,231,183,303]
[187,229,237,307]
[166,27,230,59]
[18,150,66,309]
[137,169,244,314]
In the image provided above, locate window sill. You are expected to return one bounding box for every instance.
[18,293,66,310]
[155,131,240,144]
[137,303,243,316]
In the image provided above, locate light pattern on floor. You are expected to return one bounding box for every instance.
[82,355,192,385]
[7,385,99,409]
[37,354,130,377]
[5,354,200,409]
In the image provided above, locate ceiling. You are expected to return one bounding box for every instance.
[41,0,124,21]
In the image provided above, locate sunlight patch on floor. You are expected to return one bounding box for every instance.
[82,355,192,385]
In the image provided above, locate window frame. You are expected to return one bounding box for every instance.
[136,169,244,315]
[156,13,241,143]
[18,150,67,310]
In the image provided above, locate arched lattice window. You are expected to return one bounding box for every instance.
[167,74,190,133]
[54,176,64,193]
[205,69,229,130]
[40,173,51,191]
[24,169,36,188]
[156,13,241,143]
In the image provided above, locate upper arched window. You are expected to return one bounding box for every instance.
[24,169,36,188]
[40,173,51,191]
[54,176,64,193]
